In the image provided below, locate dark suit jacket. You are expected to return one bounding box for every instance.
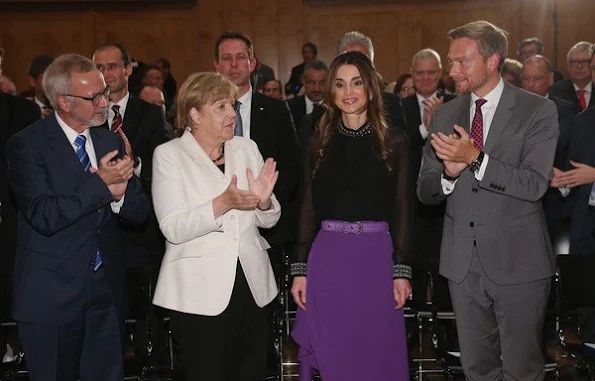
[101,95,170,267]
[7,114,149,325]
[0,92,40,321]
[543,95,582,233]
[286,96,307,135]
[401,92,456,269]
[550,80,595,111]
[418,82,559,285]
[564,106,595,255]
[285,63,305,96]
[250,91,301,246]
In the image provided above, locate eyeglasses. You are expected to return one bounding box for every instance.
[63,86,110,106]
[96,63,124,72]
[413,69,440,77]
[569,59,591,67]
[400,86,415,93]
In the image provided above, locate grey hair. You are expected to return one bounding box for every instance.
[567,41,593,62]
[303,59,329,74]
[448,20,509,71]
[336,31,375,62]
[42,53,97,110]
[412,48,442,68]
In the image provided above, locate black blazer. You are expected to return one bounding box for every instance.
[250,92,301,246]
[101,95,170,267]
[550,80,595,111]
[565,106,595,254]
[401,92,456,269]
[542,95,581,233]
[7,115,149,325]
[286,95,307,134]
[0,93,41,278]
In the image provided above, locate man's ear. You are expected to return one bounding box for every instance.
[56,95,70,113]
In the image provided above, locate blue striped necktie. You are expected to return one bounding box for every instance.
[74,135,102,271]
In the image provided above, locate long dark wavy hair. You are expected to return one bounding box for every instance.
[313,51,392,177]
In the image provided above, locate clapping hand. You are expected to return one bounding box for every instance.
[247,158,279,210]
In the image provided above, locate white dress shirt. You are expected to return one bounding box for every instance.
[237,88,253,139]
[441,78,505,194]
[55,112,124,212]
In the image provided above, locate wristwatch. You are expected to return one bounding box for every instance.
[470,151,485,173]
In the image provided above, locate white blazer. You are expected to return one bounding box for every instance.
[152,131,281,316]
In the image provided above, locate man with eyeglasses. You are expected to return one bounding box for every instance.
[401,48,456,340]
[6,53,149,381]
[550,41,594,111]
[92,43,170,366]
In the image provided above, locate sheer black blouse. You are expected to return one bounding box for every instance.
[292,122,411,278]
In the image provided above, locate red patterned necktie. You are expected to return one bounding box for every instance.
[577,89,587,111]
[471,98,487,150]
[111,104,123,133]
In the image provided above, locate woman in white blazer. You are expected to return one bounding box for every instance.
[151,72,281,381]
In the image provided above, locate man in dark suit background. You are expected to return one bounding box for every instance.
[418,21,558,381]
[7,53,149,381]
[92,43,170,364]
[521,54,582,238]
[286,59,327,135]
[550,41,594,111]
[401,47,456,313]
[285,42,317,97]
[0,46,41,362]
[214,31,301,374]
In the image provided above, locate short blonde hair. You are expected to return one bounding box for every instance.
[448,20,509,71]
[175,72,238,136]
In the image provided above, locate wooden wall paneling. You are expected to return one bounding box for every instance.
[196,0,224,73]
[554,0,595,79]
[277,0,306,86]
[94,8,199,86]
[305,4,404,84]
[514,0,556,65]
[250,0,280,80]
[0,10,96,93]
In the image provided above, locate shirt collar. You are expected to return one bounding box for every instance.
[237,86,252,106]
[573,81,593,93]
[470,77,505,109]
[56,112,91,145]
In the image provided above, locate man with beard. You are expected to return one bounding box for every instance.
[6,53,149,381]
[286,59,327,134]
[417,21,558,381]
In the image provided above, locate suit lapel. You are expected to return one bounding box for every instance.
[46,115,86,177]
[123,96,141,141]
[457,93,471,134]
[484,84,514,153]
[250,92,269,142]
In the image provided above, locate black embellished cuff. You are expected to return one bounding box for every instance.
[393,264,412,279]
[290,262,307,276]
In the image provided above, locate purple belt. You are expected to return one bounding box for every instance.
[320,220,389,235]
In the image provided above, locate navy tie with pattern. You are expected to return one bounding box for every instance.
[74,135,102,271]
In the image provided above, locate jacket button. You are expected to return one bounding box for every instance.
[231,215,236,220]
[469,222,474,227]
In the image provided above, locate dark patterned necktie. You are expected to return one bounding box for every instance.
[234,101,243,137]
[471,99,487,150]
[74,134,102,271]
[111,104,123,133]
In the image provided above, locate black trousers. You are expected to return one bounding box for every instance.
[170,261,271,381]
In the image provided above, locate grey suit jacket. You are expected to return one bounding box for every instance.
[417,82,559,285]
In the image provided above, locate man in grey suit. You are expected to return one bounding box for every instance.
[417,21,559,381]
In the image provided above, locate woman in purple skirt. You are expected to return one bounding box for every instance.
[290,51,412,381]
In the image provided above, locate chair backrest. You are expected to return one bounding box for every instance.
[556,254,595,309]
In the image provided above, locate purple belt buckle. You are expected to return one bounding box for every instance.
[343,221,363,234]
